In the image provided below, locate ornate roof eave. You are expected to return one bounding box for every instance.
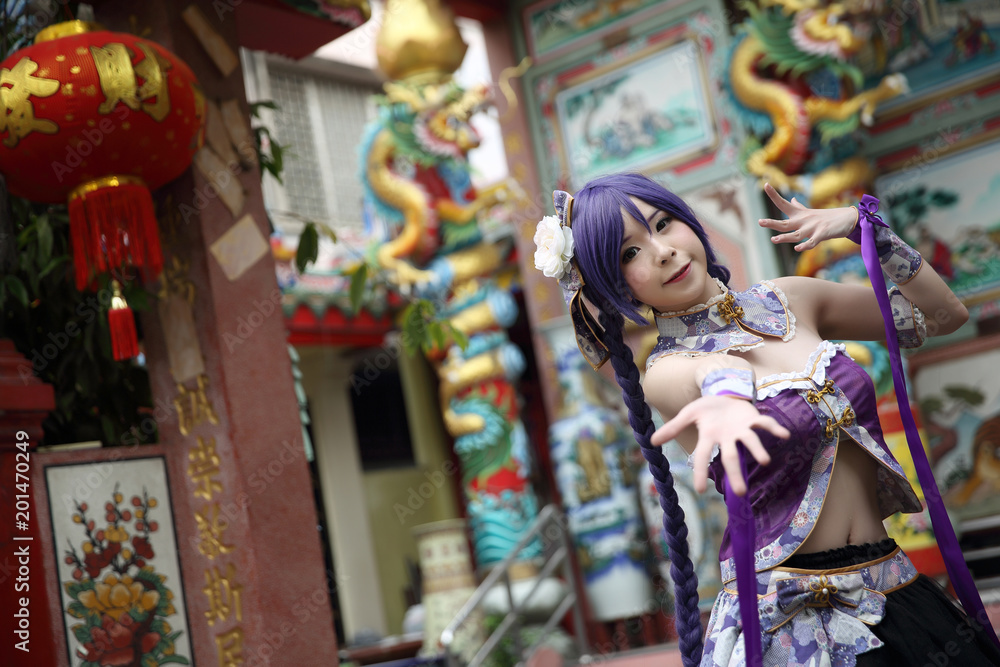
[234,0,371,60]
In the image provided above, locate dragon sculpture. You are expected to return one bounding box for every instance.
[728,0,908,207]
[362,0,539,567]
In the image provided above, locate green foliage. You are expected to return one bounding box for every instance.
[249,100,288,184]
[400,298,468,355]
[0,198,156,447]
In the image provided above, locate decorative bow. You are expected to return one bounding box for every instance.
[759,572,886,634]
[847,194,887,244]
[548,190,610,371]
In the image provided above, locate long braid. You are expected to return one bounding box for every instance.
[596,299,704,667]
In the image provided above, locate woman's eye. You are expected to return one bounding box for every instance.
[655,217,671,232]
[622,247,638,263]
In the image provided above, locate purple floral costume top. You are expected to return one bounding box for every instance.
[646,280,924,667]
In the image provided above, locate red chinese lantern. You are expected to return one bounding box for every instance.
[0,20,205,359]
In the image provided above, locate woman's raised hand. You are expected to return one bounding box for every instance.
[758,183,859,252]
[650,396,789,496]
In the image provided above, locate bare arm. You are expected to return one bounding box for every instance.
[759,184,969,341]
[643,354,788,495]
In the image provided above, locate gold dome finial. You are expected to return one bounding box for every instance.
[376,0,468,84]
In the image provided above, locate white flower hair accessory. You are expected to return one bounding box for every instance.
[532,215,574,279]
[531,190,610,371]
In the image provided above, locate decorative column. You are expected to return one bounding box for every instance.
[363,0,541,568]
[24,2,340,664]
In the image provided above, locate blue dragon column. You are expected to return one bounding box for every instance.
[362,0,542,571]
[547,333,654,621]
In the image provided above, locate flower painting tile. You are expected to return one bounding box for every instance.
[45,457,192,667]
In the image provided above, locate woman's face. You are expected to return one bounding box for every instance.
[620,196,722,313]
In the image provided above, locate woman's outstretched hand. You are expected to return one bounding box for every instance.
[758,183,859,252]
[650,396,789,496]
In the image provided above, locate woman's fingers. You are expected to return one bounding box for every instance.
[690,439,715,493]
[763,182,795,214]
[719,441,747,496]
[651,407,694,446]
[752,415,791,440]
[738,430,771,467]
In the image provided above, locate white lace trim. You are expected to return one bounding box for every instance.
[761,279,797,342]
[754,341,845,401]
[687,443,720,469]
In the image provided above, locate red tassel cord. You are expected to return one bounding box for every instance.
[108,280,139,361]
[69,177,163,291]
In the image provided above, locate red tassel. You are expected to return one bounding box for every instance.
[69,176,163,291]
[109,281,139,361]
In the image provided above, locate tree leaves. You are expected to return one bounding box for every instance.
[295,222,319,274]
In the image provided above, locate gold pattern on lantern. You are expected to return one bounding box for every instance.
[134,43,172,121]
[188,435,223,501]
[174,374,218,436]
[69,65,80,74]
[204,563,243,626]
[90,42,172,121]
[63,83,74,96]
[214,626,245,667]
[0,57,60,147]
[82,84,97,96]
[122,121,131,130]
[91,43,140,113]
[194,503,235,560]
[65,113,73,121]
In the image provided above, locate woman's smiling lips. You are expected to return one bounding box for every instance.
[665,262,691,284]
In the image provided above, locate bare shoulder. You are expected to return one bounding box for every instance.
[643,355,702,421]
[768,275,883,341]
[643,352,752,420]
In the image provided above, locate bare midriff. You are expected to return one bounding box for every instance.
[737,328,888,556]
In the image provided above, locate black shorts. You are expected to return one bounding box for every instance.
[783,539,1000,667]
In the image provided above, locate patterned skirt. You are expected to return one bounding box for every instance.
[701,539,1000,666]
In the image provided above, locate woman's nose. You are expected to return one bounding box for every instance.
[654,240,676,264]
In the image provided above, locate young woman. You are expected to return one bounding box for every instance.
[532,172,1000,666]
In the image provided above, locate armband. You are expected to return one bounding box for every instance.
[847,195,923,285]
[889,286,927,349]
[701,367,755,402]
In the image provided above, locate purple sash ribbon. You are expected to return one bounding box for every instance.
[724,448,762,666]
[858,195,1000,649]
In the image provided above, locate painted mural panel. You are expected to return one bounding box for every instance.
[532,12,738,193]
[912,341,1000,521]
[45,457,193,667]
[878,0,1000,112]
[554,38,716,188]
[875,139,1000,313]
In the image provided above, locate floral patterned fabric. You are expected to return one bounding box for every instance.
[702,367,756,401]
[888,286,926,348]
[647,280,796,366]
[703,549,918,667]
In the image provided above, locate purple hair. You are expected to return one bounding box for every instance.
[571,173,713,666]
[572,173,731,324]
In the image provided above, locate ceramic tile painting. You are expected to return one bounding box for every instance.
[45,457,193,667]
[554,38,717,189]
[875,139,1000,311]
